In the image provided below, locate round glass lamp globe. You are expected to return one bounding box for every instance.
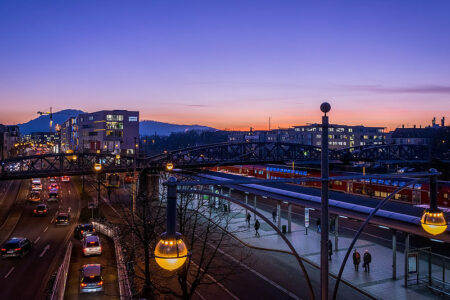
[421,210,447,236]
[154,236,188,271]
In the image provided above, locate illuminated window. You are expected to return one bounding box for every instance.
[129,116,138,122]
[106,114,123,121]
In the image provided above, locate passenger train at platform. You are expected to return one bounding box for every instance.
[210,165,450,208]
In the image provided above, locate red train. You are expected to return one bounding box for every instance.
[210,165,450,209]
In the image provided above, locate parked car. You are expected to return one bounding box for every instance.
[33,204,48,216]
[61,176,71,182]
[80,264,104,293]
[74,224,95,239]
[55,212,70,225]
[1,237,32,258]
[82,235,102,256]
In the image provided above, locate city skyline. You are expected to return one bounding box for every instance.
[1,1,450,130]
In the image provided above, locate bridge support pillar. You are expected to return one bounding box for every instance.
[228,188,232,212]
[244,192,249,216]
[334,214,339,251]
[146,172,160,201]
[404,233,410,287]
[253,195,257,220]
[392,229,397,280]
[277,201,281,229]
[287,203,292,233]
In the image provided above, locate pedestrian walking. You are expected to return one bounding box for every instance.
[272,210,277,223]
[316,218,321,233]
[328,240,333,260]
[353,249,361,271]
[254,219,260,237]
[363,249,372,272]
[246,212,251,228]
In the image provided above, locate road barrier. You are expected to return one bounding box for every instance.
[92,221,133,300]
[50,241,72,300]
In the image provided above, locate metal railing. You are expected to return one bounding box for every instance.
[92,221,133,300]
[50,241,72,300]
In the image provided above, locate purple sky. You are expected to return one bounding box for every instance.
[0,1,449,130]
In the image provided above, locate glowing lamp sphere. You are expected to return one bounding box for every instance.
[421,209,447,236]
[154,235,188,271]
[72,155,77,161]
[166,162,174,171]
[94,163,102,172]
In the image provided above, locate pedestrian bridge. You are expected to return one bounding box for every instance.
[0,142,440,180]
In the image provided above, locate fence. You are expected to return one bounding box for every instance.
[92,221,133,300]
[406,247,450,297]
[50,241,72,300]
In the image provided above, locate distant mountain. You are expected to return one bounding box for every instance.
[140,120,216,136]
[18,109,84,134]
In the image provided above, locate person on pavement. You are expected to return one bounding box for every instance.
[353,249,361,271]
[246,213,251,228]
[254,219,260,237]
[272,210,277,223]
[328,240,333,260]
[316,218,321,233]
[363,249,372,272]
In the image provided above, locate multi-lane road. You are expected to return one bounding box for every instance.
[0,177,82,299]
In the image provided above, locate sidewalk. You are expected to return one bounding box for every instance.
[208,197,448,300]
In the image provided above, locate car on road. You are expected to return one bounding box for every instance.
[33,204,48,216]
[80,264,104,293]
[1,237,32,258]
[74,224,95,239]
[49,177,57,183]
[48,182,59,190]
[28,191,41,202]
[82,235,102,256]
[31,182,42,191]
[55,212,70,225]
[61,176,71,182]
[48,188,59,202]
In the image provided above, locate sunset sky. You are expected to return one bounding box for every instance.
[0,1,449,131]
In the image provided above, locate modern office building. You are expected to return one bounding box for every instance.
[60,117,77,152]
[77,110,139,154]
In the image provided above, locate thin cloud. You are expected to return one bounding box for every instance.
[345,84,450,94]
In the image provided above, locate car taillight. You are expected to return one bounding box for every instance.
[80,230,84,234]
[81,283,87,287]
[99,246,102,251]
[97,281,103,286]
[34,209,37,213]
[83,248,87,252]
[1,248,6,251]
[43,209,47,212]
[15,248,21,251]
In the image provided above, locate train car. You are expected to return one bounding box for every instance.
[212,165,450,208]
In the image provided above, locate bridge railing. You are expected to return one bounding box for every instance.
[92,221,133,300]
[50,241,72,300]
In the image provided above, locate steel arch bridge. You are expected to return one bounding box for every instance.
[0,142,436,180]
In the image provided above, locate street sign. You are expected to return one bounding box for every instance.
[305,208,310,228]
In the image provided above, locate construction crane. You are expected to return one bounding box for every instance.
[37,107,53,132]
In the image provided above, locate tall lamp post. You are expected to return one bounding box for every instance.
[154,177,189,271]
[94,162,102,218]
[421,169,448,235]
[320,102,331,300]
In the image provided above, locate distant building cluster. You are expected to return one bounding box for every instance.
[22,110,139,155]
[227,117,449,151]
[228,124,385,149]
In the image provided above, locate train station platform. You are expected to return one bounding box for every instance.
[212,196,449,300]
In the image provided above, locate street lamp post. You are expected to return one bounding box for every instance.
[320,102,331,300]
[94,163,102,218]
[421,169,448,235]
[154,177,189,271]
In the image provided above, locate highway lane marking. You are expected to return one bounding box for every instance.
[39,244,50,257]
[190,261,240,300]
[207,241,300,300]
[3,267,16,279]
[4,267,14,279]
[43,226,49,232]
[34,236,41,244]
